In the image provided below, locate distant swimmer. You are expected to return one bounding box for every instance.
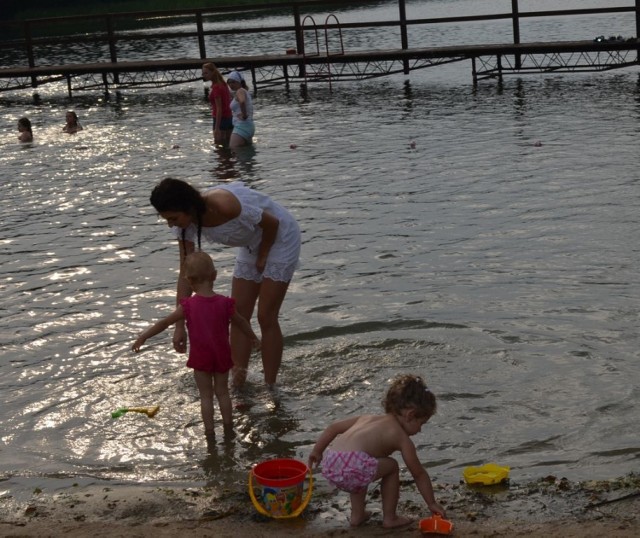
[63,111,83,134]
[17,117,33,143]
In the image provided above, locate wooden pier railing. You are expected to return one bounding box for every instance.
[0,0,638,93]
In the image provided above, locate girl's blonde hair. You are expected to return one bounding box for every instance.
[202,62,225,85]
[184,251,216,282]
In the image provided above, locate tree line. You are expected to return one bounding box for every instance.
[1,0,281,21]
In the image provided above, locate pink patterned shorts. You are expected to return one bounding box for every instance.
[321,450,379,493]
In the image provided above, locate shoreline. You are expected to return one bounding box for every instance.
[1,473,638,537]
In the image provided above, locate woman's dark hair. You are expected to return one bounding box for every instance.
[18,117,32,133]
[150,178,206,253]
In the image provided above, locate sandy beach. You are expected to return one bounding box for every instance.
[1,473,638,537]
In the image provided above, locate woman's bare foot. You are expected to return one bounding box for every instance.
[350,510,371,527]
[382,514,412,528]
[223,423,236,441]
[231,367,248,388]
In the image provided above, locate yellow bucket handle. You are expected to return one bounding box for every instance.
[248,466,313,519]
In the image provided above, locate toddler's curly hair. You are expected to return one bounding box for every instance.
[383,374,437,419]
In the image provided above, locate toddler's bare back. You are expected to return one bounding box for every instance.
[331,414,403,458]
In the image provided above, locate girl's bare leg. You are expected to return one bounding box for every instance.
[376,457,412,528]
[349,489,371,527]
[194,370,215,435]
[213,371,232,426]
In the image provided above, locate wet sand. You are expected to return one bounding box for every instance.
[1,474,638,537]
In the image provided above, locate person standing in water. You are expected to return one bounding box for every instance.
[149,178,301,389]
[227,70,255,148]
[202,62,233,147]
[132,251,260,440]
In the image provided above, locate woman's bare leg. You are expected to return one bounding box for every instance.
[229,133,248,148]
[256,278,289,386]
[230,276,290,387]
[230,277,259,388]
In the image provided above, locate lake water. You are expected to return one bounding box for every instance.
[1,0,639,507]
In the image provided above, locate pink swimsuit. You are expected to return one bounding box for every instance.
[180,294,235,373]
[321,450,378,493]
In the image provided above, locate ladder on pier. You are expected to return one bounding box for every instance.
[301,14,345,91]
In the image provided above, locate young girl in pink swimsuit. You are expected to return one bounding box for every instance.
[132,252,260,441]
[202,62,233,147]
[308,374,446,528]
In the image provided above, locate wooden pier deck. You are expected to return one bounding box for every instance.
[0,39,637,94]
[0,0,638,95]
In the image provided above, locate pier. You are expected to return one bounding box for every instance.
[0,0,638,95]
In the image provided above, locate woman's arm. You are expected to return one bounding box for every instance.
[256,210,279,272]
[236,88,248,120]
[173,239,195,353]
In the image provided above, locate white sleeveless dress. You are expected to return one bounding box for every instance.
[171,182,300,282]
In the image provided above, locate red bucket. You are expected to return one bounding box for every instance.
[249,458,313,518]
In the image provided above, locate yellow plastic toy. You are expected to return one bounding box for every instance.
[419,514,455,535]
[463,462,510,485]
[111,406,160,419]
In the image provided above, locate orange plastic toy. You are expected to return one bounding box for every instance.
[419,514,454,535]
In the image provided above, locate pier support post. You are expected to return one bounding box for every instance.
[196,11,207,59]
[283,64,290,92]
[293,5,306,78]
[251,67,257,96]
[24,21,37,89]
[636,0,640,63]
[398,0,410,74]
[106,15,120,85]
[511,0,521,70]
[102,72,110,96]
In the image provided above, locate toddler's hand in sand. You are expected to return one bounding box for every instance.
[428,502,446,519]
[132,338,145,353]
[307,451,321,469]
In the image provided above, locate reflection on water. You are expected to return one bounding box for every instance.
[1,3,639,506]
[209,146,258,182]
